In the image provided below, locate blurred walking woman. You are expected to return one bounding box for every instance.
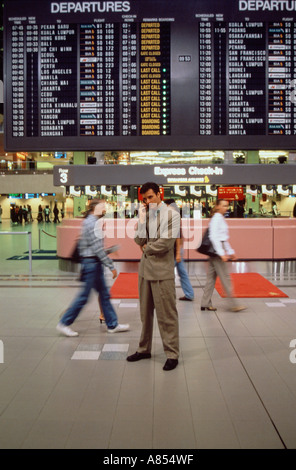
[201,199,246,313]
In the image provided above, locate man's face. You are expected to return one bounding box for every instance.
[218,200,229,215]
[94,202,106,217]
[142,189,161,210]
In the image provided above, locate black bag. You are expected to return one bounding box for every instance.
[71,239,81,263]
[197,228,217,257]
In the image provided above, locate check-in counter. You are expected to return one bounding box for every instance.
[56,217,296,270]
[182,218,274,260]
[227,218,274,260]
[57,218,143,264]
[272,218,296,259]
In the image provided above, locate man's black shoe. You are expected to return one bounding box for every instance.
[126,351,151,362]
[163,358,178,371]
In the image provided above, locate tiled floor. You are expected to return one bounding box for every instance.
[1,219,296,449]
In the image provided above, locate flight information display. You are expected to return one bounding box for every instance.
[4,0,296,150]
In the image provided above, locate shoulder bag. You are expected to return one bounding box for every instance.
[196,228,217,257]
[70,239,81,263]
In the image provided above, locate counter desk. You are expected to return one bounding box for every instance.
[56,217,296,270]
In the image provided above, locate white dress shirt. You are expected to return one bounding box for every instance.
[209,212,235,257]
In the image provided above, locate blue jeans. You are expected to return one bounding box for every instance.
[175,258,194,300]
[60,258,118,329]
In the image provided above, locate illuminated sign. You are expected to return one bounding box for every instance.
[154,166,224,183]
[5,0,296,150]
[54,152,67,159]
[54,163,296,186]
[218,187,245,200]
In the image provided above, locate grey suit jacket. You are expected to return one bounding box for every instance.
[135,203,180,281]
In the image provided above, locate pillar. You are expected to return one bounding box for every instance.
[246,151,259,164]
[245,151,260,215]
[73,152,86,217]
[73,151,86,165]
[73,195,88,218]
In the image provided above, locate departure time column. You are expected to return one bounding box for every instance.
[26,24,39,137]
[11,24,25,138]
[293,22,296,135]
[214,22,227,135]
[199,21,213,135]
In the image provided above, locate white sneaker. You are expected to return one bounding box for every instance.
[56,322,79,337]
[107,323,130,334]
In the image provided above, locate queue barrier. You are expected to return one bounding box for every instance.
[38,228,56,250]
[0,231,32,273]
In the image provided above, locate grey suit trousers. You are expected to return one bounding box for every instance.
[201,257,238,309]
[137,275,179,360]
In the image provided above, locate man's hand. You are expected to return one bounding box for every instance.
[111,269,118,279]
[139,203,147,223]
[221,255,229,262]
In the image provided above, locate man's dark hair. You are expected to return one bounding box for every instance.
[216,198,227,205]
[140,182,160,195]
[164,199,180,213]
[164,198,176,206]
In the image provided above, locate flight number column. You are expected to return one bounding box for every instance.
[268,22,293,135]
[80,24,100,136]
[104,23,120,136]
[80,23,120,136]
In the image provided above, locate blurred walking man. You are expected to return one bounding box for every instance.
[57,199,129,337]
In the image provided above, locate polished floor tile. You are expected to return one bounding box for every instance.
[1,220,296,449]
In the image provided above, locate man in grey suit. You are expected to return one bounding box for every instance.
[127,182,181,371]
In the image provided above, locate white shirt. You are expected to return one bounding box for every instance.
[209,212,234,257]
[136,202,180,241]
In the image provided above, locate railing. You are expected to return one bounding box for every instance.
[0,231,32,273]
[0,160,59,173]
[0,161,64,172]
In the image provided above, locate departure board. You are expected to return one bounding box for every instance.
[4,0,296,150]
